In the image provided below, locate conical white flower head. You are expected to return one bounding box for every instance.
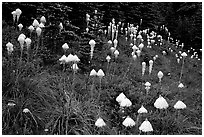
[73,55,80,62]
[149,60,153,65]
[25,38,31,47]
[120,97,132,107]
[19,33,26,39]
[62,43,69,50]
[122,116,136,127]
[23,108,30,113]
[145,82,151,87]
[97,69,105,78]
[106,55,111,62]
[89,39,96,48]
[6,42,14,54]
[133,54,137,60]
[18,35,25,46]
[178,83,184,88]
[32,19,39,28]
[139,118,153,132]
[113,39,118,48]
[157,71,164,79]
[90,69,97,76]
[132,45,138,51]
[110,47,116,53]
[108,40,112,45]
[116,92,126,103]
[72,63,79,71]
[181,52,187,57]
[18,23,23,31]
[136,50,141,57]
[59,55,67,63]
[66,54,74,63]
[28,25,34,32]
[138,105,148,113]
[39,22,45,28]
[95,117,106,127]
[174,100,187,109]
[40,16,46,24]
[114,50,119,58]
[154,95,169,109]
[137,34,142,39]
[138,43,144,50]
[36,27,42,37]
[15,8,22,16]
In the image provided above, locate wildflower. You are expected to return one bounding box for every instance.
[73,55,80,62]
[18,23,23,31]
[72,63,79,72]
[138,105,148,114]
[138,43,144,51]
[89,39,96,51]
[15,8,22,22]
[66,54,74,63]
[39,22,45,28]
[136,50,141,57]
[149,60,153,74]
[18,35,25,49]
[174,100,186,109]
[59,55,67,64]
[90,69,97,76]
[116,92,126,103]
[19,33,26,39]
[95,117,106,127]
[8,102,16,107]
[122,116,136,127]
[44,129,49,132]
[113,39,118,48]
[177,58,180,63]
[132,45,138,52]
[139,118,153,132]
[36,27,42,37]
[142,62,146,76]
[86,27,89,32]
[25,38,31,49]
[157,71,163,82]
[23,108,30,113]
[11,11,17,22]
[106,55,111,63]
[108,40,112,46]
[120,97,132,107]
[137,34,142,39]
[59,22,63,31]
[28,25,34,33]
[154,95,169,109]
[178,83,184,88]
[181,52,187,57]
[133,54,137,60]
[62,43,69,51]
[32,19,39,28]
[40,16,46,24]
[162,51,167,55]
[97,69,105,78]
[114,50,119,58]
[144,82,151,94]
[6,42,14,55]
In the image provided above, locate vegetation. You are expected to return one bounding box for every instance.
[2,2,202,135]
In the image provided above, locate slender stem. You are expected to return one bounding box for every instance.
[179,58,185,83]
[123,59,132,79]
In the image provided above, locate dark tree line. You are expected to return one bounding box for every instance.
[2,2,202,49]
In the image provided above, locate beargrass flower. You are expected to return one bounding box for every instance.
[25,38,31,49]
[108,40,112,46]
[23,108,30,113]
[116,92,126,103]
[157,71,163,82]
[28,25,34,33]
[18,23,23,31]
[59,55,67,64]
[181,52,187,57]
[11,11,17,22]
[174,100,186,109]
[62,43,69,51]
[6,42,14,55]
[15,8,22,22]
[122,116,136,127]
[72,63,79,72]
[154,95,169,109]
[66,54,74,63]
[178,83,184,88]
[32,19,39,28]
[139,118,153,132]
[90,69,97,76]
[8,102,16,107]
[136,50,141,57]
[142,62,146,76]
[138,43,144,51]
[39,23,45,28]
[120,97,132,107]
[133,54,137,60]
[36,27,42,37]
[138,105,148,114]
[132,45,138,52]
[95,117,106,127]
[97,69,105,78]
[149,60,153,74]
[40,16,46,24]
[114,50,119,58]
[113,39,118,48]
[106,55,111,63]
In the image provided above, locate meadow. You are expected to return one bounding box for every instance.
[2,7,202,135]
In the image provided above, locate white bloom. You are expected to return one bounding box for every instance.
[62,43,69,50]
[114,50,119,58]
[8,102,16,107]
[139,118,153,132]
[40,16,46,24]
[89,39,96,49]
[157,71,163,81]
[32,19,39,28]
[113,39,118,48]
[11,11,17,22]
[110,47,116,53]
[136,50,141,57]
[15,8,22,16]
[66,54,74,63]
[19,33,26,39]
[39,22,45,28]
[154,95,169,109]
[36,27,42,37]
[25,38,31,49]
[72,63,79,72]
[108,40,112,45]
[59,55,67,64]
[137,34,142,39]
[132,45,138,52]
[28,25,34,33]
[162,51,166,55]
[90,69,97,76]
[174,100,186,109]
[138,105,148,113]
[138,43,144,50]
[6,42,14,53]
[181,52,187,57]
[18,35,25,48]
[116,92,126,103]
[149,60,153,74]
[145,82,151,87]
[95,117,106,127]
[18,23,23,31]
[97,69,105,78]
[106,55,111,63]
[122,116,136,127]
[178,83,184,88]
[133,54,137,60]
[120,97,132,107]
[23,108,30,113]
[59,22,63,30]
[73,55,80,62]
[142,62,146,76]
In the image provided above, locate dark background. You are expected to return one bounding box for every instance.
[2,2,202,50]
